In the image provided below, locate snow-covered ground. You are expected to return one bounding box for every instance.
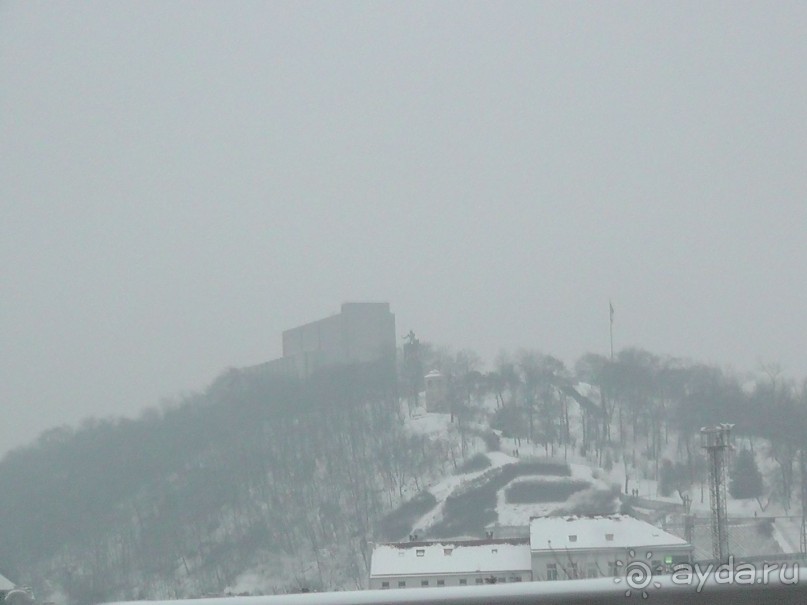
[404,407,453,437]
[400,410,620,536]
[225,384,807,598]
[771,518,801,553]
[402,396,803,544]
[411,448,519,532]
[496,463,609,526]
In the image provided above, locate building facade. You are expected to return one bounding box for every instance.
[369,539,532,589]
[370,515,692,589]
[529,515,692,581]
[266,302,396,379]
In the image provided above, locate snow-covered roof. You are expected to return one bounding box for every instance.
[370,539,531,578]
[529,515,689,552]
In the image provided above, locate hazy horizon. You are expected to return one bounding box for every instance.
[2,2,805,455]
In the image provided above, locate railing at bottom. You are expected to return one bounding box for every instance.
[107,569,807,605]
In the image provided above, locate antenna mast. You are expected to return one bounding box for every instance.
[700,424,733,562]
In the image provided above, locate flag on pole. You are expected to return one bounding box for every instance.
[609,300,615,360]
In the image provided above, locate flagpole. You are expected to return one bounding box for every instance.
[609,300,614,361]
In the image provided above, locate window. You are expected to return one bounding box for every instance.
[437,579,445,586]
[475,578,484,585]
[513,576,522,582]
[605,533,614,542]
[398,581,406,588]
[443,548,453,556]
[459,579,467,586]
[567,563,578,580]
[546,563,558,581]
[416,549,425,557]
[568,534,577,542]
[381,581,389,589]
[497,577,505,583]
[491,548,498,554]
[587,565,598,578]
[608,562,618,577]
[421,580,429,587]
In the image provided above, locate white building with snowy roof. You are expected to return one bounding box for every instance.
[529,515,692,581]
[369,538,531,589]
[0,572,17,601]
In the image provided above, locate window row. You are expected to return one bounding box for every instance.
[380,576,523,589]
[545,561,671,580]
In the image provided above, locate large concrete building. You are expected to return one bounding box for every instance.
[267,302,396,379]
[369,515,692,589]
[529,515,692,581]
[369,538,531,589]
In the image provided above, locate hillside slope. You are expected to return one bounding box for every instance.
[0,363,457,604]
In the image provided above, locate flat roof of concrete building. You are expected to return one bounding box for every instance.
[529,514,689,552]
[370,539,531,578]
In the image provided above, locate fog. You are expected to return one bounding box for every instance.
[1,2,805,454]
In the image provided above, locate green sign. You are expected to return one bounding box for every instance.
[664,556,673,564]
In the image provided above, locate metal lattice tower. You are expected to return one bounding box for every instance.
[801,450,807,555]
[682,494,694,546]
[701,424,733,562]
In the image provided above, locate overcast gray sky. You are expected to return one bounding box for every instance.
[1,2,805,454]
